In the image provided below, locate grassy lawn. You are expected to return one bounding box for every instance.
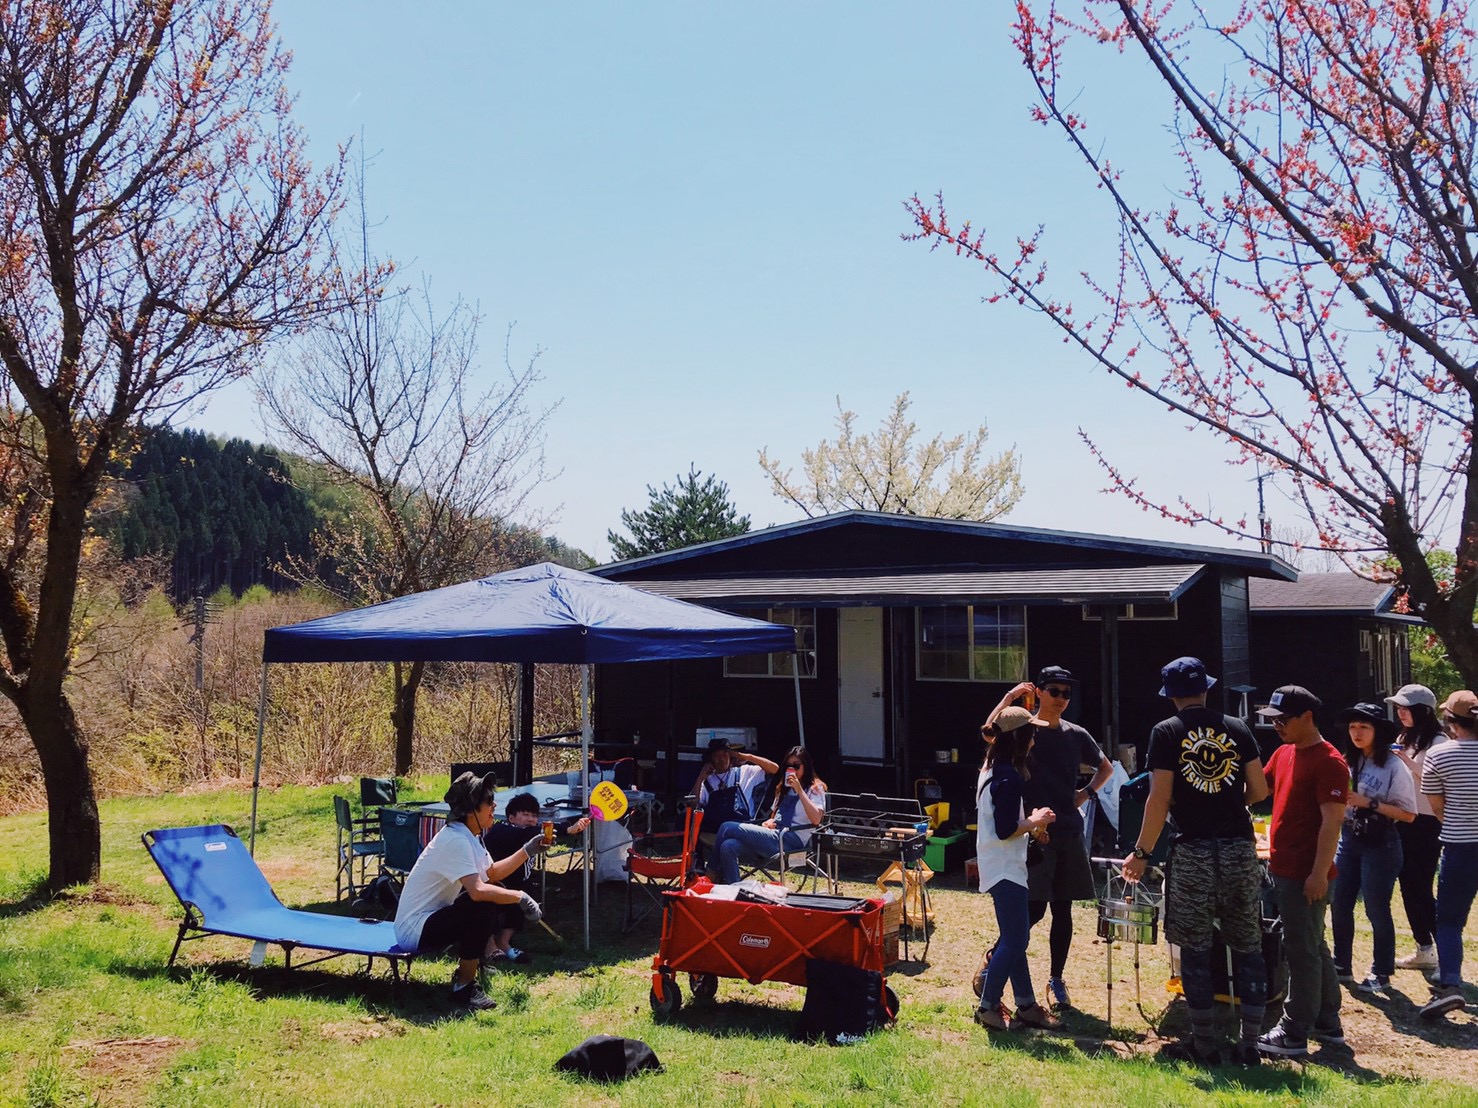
[1,784,1475,1107]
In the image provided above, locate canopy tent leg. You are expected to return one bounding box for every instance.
[792,664,806,749]
[249,663,269,856]
[581,664,592,951]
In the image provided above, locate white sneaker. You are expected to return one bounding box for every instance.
[1396,945,1438,970]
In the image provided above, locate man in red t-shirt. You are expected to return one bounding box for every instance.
[1255,686,1349,1059]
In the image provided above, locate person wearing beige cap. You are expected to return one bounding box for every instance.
[1385,683,1447,971]
[1418,691,1478,1019]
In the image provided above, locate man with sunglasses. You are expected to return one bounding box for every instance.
[1254,685,1348,1059]
[1018,665,1114,1009]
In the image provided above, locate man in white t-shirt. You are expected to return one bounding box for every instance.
[393,772,548,1011]
[687,737,778,850]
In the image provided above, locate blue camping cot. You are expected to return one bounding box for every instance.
[143,824,413,978]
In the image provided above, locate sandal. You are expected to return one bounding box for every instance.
[1013,1002,1062,1030]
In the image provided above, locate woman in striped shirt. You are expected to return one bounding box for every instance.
[1418,690,1478,1020]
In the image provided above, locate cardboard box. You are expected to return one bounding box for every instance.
[923,830,970,874]
[882,930,900,968]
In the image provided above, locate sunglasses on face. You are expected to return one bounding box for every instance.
[1043,686,1072,699]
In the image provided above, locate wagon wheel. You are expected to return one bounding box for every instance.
[882,985,900,1023]
[689,972,718,1002]
[649,971,682,1019]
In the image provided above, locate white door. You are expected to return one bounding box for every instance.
[837,607,885,761]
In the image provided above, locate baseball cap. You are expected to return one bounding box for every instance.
[1036,665,1075,687]
[1440,690,1478,720]
[1158,656,1217,698]
[1384,684,1437,710]
[991,706,1036,734]
[1256,685,1322,720]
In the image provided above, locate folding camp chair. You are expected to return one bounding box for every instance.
[624,805,701,933]
[359,776,398,822]
[379,807,424,877]
[740,836,827,892]
[143,824,413,979]
[334,794,384,902]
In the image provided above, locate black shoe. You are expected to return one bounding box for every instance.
[1229,1042,1262,1068]
[1310,1021,1346,1046]
[1163,1039,1222,1067]
[450,981,497,1011]
[1256,1024,1308,1059]
[1419,986,1466,1021]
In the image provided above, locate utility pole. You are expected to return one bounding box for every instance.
[1255,467,1272,554]
[189,596,222,690]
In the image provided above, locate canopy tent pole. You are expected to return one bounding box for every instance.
[581,664,592,950]
[792,663,806,749]
[249,663,269,856]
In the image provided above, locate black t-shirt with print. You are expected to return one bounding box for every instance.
[1145,705,1260,841]
[1023,719,1104,836]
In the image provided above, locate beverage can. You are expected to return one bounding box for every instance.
[541,820,554,845]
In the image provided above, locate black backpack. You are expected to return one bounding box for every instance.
[795,959,899,1043]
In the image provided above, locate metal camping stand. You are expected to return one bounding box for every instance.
[814,793,932,961]
[1093,857,1164,1034]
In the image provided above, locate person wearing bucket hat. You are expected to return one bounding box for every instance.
[1123,657,1269,1066]
[1254,685,1349,1058]
[1330,704,1417,997]
[1417,691,1478,1020]
[393,771,550,1011]
[1384,684,1447,971]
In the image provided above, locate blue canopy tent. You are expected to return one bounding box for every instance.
[255,561,800,947]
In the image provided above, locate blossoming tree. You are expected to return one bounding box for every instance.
[907,0,1478,684]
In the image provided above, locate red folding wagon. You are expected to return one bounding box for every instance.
[648,881,897,1018]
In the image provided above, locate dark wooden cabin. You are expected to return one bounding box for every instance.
[591,511,1294,816]
[1249,574,1417,755]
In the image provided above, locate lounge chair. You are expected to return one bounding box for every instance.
[143,824,413,979]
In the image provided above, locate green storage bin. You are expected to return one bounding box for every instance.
[923,830,970,873]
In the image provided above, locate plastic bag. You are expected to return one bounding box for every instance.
[1095,761,1131,832]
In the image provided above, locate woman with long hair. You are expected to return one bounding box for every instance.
[1331,703,1417,994]
[1386,684,1446,970]
[711,745,826,884]
[973,707,1058,1032]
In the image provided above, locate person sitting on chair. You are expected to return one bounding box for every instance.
[480,791,589,965]
[393,772,547,1011]
[712,746,826,884]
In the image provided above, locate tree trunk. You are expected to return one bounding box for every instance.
[390,661,426,776]
[23,688,101,891]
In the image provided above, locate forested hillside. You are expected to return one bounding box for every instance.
[98,425,590,604]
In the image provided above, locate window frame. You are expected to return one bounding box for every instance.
[723,607,818,679]
[915,603,1028,684]
[1080,600,1180,622]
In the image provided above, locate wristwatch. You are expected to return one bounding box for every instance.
[1368,796,1378,810]
[1131,846,1150,861]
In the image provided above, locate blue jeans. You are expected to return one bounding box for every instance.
[1435,841,1478,987]
[713,821,806,884]
[980,878,1036,1010]
[1331,827,1403,976]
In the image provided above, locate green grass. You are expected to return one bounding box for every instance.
[1,785,1475,1107]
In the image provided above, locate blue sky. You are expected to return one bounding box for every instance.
[184,2,1275,563]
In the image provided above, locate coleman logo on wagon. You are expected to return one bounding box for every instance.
[739,933,772,949]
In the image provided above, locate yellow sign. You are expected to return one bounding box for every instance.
[589,780,629,822]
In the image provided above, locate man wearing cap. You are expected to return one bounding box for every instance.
[1124,657,1269,1066]
[393,772,549,1011]
[1018,664,1114,1009]
[687,737,778,838]
[1254,686,1348,1058]
[1418,690,1478,1020]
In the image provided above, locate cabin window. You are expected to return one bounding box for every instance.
[724,608,817,678]
[1081,600,1179,621]
[916,605,1027,682]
